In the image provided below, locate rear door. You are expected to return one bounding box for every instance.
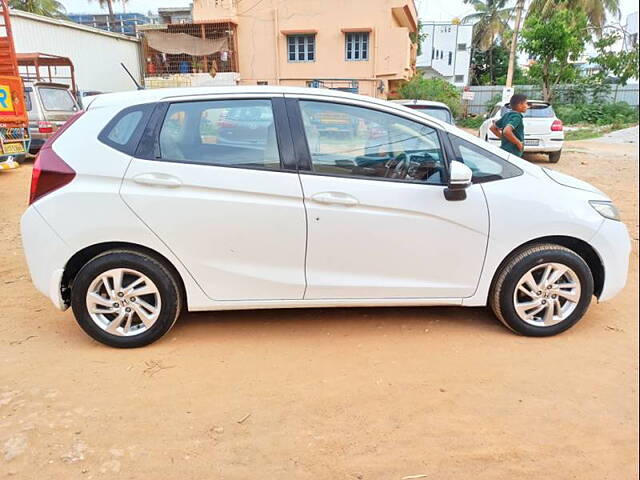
[523,103,555,137]
[120,95,307,301]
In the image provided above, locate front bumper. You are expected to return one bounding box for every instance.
[20,207,71,310]
[590,219,631,302]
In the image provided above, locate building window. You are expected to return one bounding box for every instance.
[287,35,316,62]
[454,75,464,83]
[432,47,435,60]
[345,32,369,61]
[448,52,453,65]
[458,43,467,51]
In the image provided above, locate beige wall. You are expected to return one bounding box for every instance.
[193,0,417,98]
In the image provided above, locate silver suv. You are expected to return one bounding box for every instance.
[24,82,80,154]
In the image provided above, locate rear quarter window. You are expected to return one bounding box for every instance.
[98,104,155,155]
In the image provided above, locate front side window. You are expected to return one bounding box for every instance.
[300,101,446,184]
[38,87,77,111]
[345,32,369,61]
[449,134,522,183]
[288,35,315,62]
[158,99,281,170]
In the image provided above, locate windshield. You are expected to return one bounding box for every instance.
[500,103,555,118]
[38,87,77,111]
[410,106,453,124]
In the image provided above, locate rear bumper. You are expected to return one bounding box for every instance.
[487,135,564,153]
[590,219,631,302]
[20,207,71,310]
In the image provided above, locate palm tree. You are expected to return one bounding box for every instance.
[8,0,66,18]
[528,0,620,30]
[463,0,514,83]
[90,0,128,25]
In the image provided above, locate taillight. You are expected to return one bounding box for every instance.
[29,148,76,205]
[551,119,563,131]
[29,111,84,205]
[38,121,53,134]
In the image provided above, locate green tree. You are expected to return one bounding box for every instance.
[462,0,514,84]
[528,0,620,31]
[590,32,640,84]
[8,0,66,18]
[521,9,590,101]
[399,74,461,117]
[471,43,527,85]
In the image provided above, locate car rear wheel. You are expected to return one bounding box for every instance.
[490,244,593,336]
[548,150,562,163]
[71,250,182,348]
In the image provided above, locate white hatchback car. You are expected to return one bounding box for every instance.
[21,87,629,348]
[479,100,564,162]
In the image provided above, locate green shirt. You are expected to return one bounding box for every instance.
[495,111,524,157]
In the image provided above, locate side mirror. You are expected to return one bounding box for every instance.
[444,161,473,201]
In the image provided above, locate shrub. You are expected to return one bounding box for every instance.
[555,102,639,126]
[399,74,461,117]
[457,116,485,129]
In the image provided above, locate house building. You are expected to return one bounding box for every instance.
[416,21,472,87]
[67,12,152,36]
[10,10,143,92]
[158,6,193,24]
[626,11,638,48]
[141,0,418,98]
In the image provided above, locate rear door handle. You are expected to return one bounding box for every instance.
[310,192,359,206]
[132,173,182,188]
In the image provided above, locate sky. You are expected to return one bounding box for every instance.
[59,0,639,21]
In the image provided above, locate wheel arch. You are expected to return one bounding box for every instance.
[61,242,188,309]
[489,235,605,299]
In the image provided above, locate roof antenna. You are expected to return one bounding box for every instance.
[121,62,144,90]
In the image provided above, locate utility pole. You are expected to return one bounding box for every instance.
[506,0,524,88]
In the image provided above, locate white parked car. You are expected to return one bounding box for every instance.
[21,87,629,347]
[479,100,565,162]
[390,99,454,125]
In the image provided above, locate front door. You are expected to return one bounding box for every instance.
[291,98,489,299]
[121,97,307,301]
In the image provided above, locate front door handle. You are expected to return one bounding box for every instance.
[132,173,182,188]
[310,192,359,206]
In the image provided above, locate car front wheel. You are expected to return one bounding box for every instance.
[490,244,594,336]
[71,250,182,348]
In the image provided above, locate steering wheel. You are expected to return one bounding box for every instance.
[385,153,409,179]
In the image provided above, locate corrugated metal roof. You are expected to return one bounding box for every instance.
[9,9,140,43]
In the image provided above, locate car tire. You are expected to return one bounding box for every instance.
[13,154,27,164]
[548,150,562,163]
[490,243,593,337]
[71,250,182,348]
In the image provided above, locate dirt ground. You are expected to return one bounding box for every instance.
[1,138,638,479]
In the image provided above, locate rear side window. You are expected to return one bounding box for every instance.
[38,88,77,111]
[158,99,281,170]
[24,88,33,112]
[99,104,154,155]
[448,134,522,183]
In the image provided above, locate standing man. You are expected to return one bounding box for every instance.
[490,94,529,157]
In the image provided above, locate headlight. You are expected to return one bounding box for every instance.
[589,200,620,221]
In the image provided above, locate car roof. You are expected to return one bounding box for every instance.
[390,99,451,109]
[85,85,451,128]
